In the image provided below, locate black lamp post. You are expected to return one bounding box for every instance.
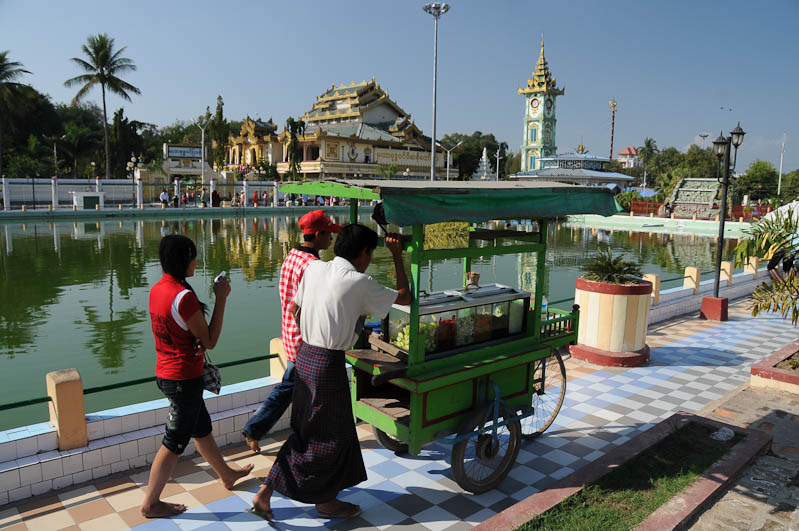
[711,122,746,299]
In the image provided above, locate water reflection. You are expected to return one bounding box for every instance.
[0,215,739,428]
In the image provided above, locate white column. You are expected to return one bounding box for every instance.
[135,178,143,209]
[95,177,102,193]
[174,178,180,202]
[51,177,58,209]
[273,181,278,207]
[210,178,217,198]
[243,179,249,207]
[2,176,9,210]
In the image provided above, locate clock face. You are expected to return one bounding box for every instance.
[531,98,540,109]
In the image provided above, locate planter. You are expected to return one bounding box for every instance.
[750,340,799,393]
[570,278,652,367]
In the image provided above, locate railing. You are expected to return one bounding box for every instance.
[0,353,277,413]
[630,201,663,215]
[731,205,772,221]
[540,307,578,339]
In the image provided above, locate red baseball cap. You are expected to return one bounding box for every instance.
[298,210,342,235]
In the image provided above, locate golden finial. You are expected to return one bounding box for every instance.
[609,99,617,109]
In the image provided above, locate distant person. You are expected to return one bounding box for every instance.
[664,202,673,217]
[159,189,169,208]
[200,188,208,208]
[140,235,252,519]
[262,191,269,206]
[181,193,188,207]
[211,190,220,207]
[241,210,341,453]
[172,195,179,208]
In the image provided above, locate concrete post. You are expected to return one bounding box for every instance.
[1,176,8,210]
[51,177,58,209]
[684,266,700,294]
[629,210,634,217]
[744,257,759,278]
[135,178,143,209]
[95,177,101,193]
[721,261,733,286]
[210,179,216,201]
[243,179,249,207]
[643,273,661,305]
[174,179,180,203]
[273,181,278,207]
[269,337,287,379]
[45,369,88,451]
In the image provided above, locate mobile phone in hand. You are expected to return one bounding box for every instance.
[214,271,227,284]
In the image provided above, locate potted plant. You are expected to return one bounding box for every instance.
[570,248,653,367]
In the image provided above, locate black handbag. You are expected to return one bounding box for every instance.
[202,352,221,394]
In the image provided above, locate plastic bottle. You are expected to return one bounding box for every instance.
[541,295,548,317]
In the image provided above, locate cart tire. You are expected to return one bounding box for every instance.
[521,349,566,440]
[373,426,408,453]
[451,404,521,494]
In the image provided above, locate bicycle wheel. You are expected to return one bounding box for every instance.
[520,349,566,439]
[451,404,521,493]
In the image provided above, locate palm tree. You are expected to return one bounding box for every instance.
[0,51,31,181]
[637,137,659,188]
[64,34,140,179]
[735,211,799,324]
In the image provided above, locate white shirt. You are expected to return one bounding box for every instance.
[294,256,397,350]
[159,192,169,201]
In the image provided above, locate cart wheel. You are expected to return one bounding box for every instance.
[373,425,408,453]
[451,404,521,494]
[520,349,566,440]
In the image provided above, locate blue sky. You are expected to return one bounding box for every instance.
[2,0,797,171]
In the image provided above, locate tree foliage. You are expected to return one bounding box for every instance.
[615,190,643,212]
[735,211,799,325]
[110,108,146,178]
[734,160,778,202]
[0,51,32,178]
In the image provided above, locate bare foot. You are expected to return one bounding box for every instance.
[222,463,255,489]
[244,434,260,453]
[316,500,361,519]
[141,501,187,518]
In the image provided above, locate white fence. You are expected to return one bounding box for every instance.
[1,178,135,207]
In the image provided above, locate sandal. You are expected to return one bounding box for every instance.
[247,506,274,521]
[317,501,361,519]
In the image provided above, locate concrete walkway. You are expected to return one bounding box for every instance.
[0,298,796,530]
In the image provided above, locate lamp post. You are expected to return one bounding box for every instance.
[436,140,462,181]
[125,153,140,179]
[423,2,450,182]
[495,146,503,181]
[711,122,745,300]
[90,161,96,185]
[196,118,209,186]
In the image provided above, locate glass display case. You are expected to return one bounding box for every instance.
[383,284,530,358]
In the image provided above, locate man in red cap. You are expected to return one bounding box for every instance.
[242,210,341,452]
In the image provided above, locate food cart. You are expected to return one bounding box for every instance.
[280,180,619,493]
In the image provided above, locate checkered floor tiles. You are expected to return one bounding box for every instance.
[0,298,796,530]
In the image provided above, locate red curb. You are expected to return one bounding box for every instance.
[569,343,650,367]
[475,412,772,531]
[750,340,799,387]
[575,277,653,295]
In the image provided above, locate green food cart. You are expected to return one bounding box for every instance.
[280,179,619,493]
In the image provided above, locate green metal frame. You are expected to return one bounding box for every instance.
[281,181,579,455]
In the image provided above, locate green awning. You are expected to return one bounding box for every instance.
[279,180,620,226]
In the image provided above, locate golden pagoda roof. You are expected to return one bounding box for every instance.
[518,36,565,96]
[303,77,410,123]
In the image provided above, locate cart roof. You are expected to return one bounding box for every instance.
[280,179,620,226]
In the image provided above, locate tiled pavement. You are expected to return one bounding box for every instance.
[0,298,796,530]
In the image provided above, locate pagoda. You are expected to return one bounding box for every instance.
[470,147,494,181]
[518,36,565,172]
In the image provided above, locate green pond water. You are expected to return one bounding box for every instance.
[0,214,740,430]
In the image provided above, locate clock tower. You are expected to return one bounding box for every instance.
[518,37,564,171]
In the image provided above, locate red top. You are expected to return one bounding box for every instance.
[279,247,318,362]
[149,274,204,380]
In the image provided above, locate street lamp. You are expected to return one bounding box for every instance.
[196,118,209,186]
[125,153,139,179]
[423,2,450,181]
[436,140,462,181]
[711,122,745,301]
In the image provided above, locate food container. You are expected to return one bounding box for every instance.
[384,284,530,358]
[491,301,510,339]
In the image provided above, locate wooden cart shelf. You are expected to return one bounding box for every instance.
[359,396,410,426]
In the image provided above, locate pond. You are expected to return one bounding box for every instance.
[0,214,740,429]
